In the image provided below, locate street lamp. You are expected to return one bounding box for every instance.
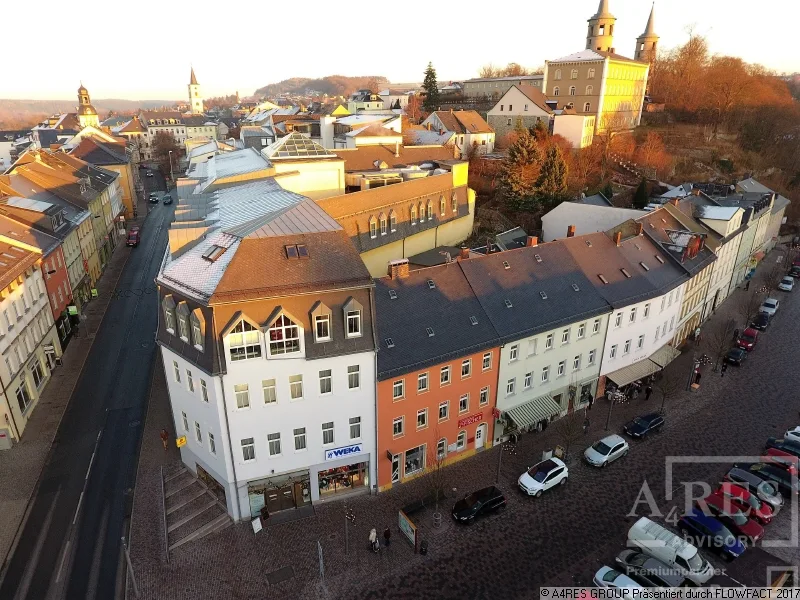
[167,150,175,184]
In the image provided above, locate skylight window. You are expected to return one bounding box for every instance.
[388,290,397,300]
[202,245,226,262]
[469,316,478,326]
[426,327,435,337]
[655,255,665,264]
[285,245,298,258]
[634,243,641,250]
[427,280,436,289]
[385,337,395,348]
[502,261,510,270]
[585,240,592,247]
[504,299,513,308]
[296,244,308,258]
[534,254,542,263]
[620,268,632,278]
[598,274,609,284]
[640,262,650,271]
[539,291,548,300]
[572,283,580,292]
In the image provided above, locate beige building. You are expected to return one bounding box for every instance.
[462,75,543,100]
[487,85,552,140]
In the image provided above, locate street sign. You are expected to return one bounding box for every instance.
[91,289,98,298]
[176,435,187,448]
[67,305,78,316]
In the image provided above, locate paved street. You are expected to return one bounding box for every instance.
[125,249,800,600]
[0,182,173,600]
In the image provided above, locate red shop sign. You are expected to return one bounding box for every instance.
[458,413,483,428]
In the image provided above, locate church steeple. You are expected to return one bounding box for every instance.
[76,82,99,129]
[188,67,204,114]
[635,3,659,63]
[586,0,616,53]
[190,67,198,86]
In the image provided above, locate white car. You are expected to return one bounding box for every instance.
[760,297,780,316]
[518,457,568,497]
[584,434,629,467]
[593,566,643,598]
[778,276,794,292]
[784,426,800,444]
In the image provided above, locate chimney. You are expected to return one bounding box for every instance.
[609,47,616,54]
[426,122,431,131]
[670,198,679,206]
[388,258,410,279]
[439,129,444,136]
[691,189,701,197]
[526,236,538,247]
[450,108,453,114]
[613,231,622,246]
[635,222,643,236]
[395,141,400,158]
[566,225,576,238]
[459,246,470,260]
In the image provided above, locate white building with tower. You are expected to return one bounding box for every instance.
[189,67,204,114]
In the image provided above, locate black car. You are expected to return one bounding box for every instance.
[750,313,770,331]
[149,193,160,204]
[766,437,800,459]
[735,462,799,498]
[163,194,173,205]
[614,550,690,587]
[789,266,800,278]
[725,347,747,365]
[452,486,506,523]
[623,413,664,438]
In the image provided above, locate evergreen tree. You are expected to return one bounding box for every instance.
[601,181,614,201]
[500,129,542,211]
[535,144,569,205]
[531,119,549,141]
[422,62,440,111]
[633,178,650,209]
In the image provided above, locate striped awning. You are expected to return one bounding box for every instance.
[505,394,563,429]
[606,359,660,388]
[649,344,681,368]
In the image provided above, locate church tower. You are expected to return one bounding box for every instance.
[76,83,99,129]
[635,4,659,63]
[586,0,616,53]
[188,67,204,114]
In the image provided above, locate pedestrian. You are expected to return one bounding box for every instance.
[694,371,702,385]
[160,428,169,452]
[645,385,653,401]
[694,327,702,346]
[733,328,739,342]
[721,362,728,377]
[587,395,594,410]
[745,280,751,291]
[583,417,590,435]
[383,527,391,547]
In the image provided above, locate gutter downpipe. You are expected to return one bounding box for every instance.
[369,285,380,495]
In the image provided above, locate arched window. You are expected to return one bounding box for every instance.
[177,302,190,341]
[437,438,447,459]
[426,200,433,221]
[369,216,377,239]
[191,310,204,351]
[379,213,387,236]
[456,430,466,450]
[267,315,301,356]
[553,87,560,97]
[410,204,417,225]
[587,68,596,79]
[229,320,261,361]
[451,192,458,213]
[419,202,425,222]
[569,86,576,96]
[554,69,562,80]
[584,102,591,112]
[389,210,397,232]
[570,69,578,80]
[162,295,176,334]
[586,85,594,95]
[439,195,445,216]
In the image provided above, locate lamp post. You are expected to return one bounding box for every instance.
[168,150,174,184]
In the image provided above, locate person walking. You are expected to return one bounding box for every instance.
[694,327,702,346]
[721,361,728,377]
[383,527,391,547]
[732,328,739,343]
[645,385,653,401]
[745,280,751,291]
[160,428,169,452]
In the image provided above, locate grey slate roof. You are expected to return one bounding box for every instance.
[494,226,529,250]
[578,192,612,207]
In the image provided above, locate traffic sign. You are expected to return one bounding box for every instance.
[176,435,187,448]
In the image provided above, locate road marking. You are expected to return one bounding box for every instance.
[86,452,95,480]
[73,492,84,525]
[55,540,71,583]
[96,430,102,442]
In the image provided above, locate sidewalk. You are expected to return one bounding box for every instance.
[0,195,148,570]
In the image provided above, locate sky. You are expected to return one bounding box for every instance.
[2,0,799,101]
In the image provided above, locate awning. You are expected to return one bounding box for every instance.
[649,344,681,368]
[606,359,660,388]
[505,394,563,429]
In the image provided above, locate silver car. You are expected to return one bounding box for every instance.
[760,297,779,316]
[778,277,794,292]
[584,434,629,467]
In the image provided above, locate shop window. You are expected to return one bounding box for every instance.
[456,431,466,451]
[235,384,250,409]
[267,315,300,356]
[322,421,335,445]
[241,438,255,462]
[404,445,425,476]
[294,428,307,451]
[229,320,262,361]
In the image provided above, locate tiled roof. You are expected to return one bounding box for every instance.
[636,210,717,276]
[331,145,455,171]
[116,117,147,133]
[431,110,493,134]
[464,75,543,83]
[69,137,129,165]
[512,85,552,113]
[346,124,402,138]
[0,241,37,292]
[0,213,60,255]
[407,130,455,146]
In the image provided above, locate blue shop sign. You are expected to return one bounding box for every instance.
[325,442,364,461]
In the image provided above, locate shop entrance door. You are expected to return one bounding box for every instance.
[475,423,486,449]
[391,454,400,483]
[280,486,295,511]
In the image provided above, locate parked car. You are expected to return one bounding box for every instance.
[584,434,629,467]
[146,170,153,177]
[593,567,643,597]
[783,427,800,444]
[677,507,745,561]
[736,328,759,351]
[163,194,173,205]
[724,467,784,514]
[778,276,795,292]
[735,462,800,498]
[698,492,764,544]
[149,193,160,204]
[451,486,506,523]
[125,227,140,247]
[788,265,800,278]
[725,347,748,366]
[766,436,800,458]
[518,457,568,497]
[716,482,773,525]
[760,453,798,476]
[759,298,780,316]
[750,313,770,331]
[623,413,664,438]
[614,550,691,587]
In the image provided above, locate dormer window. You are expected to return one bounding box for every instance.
[177,302,190,342]
[440,195,446,216]
[369,216,377,239]
[50,211,65,230]
[191,310,204,351]
[379,213,387,236]
[268,315,301,356]
[389,210,397,233]
[229,320,262,361]
[314,314,331,341]
[410,204,417,225]
[419,202,426,222]
[162,295,176,334]
[426,200,433,221]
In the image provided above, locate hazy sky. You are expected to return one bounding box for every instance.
[2,0,798,101]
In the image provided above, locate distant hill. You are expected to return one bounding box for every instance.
[254,75,389,98]
[0,98,176,130]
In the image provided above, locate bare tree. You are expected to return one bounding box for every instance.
[736,289,764,328]
[655,368,682,413]
[478,64,499,78]
[703,317,737,371]
[425,429,449,514]
[762,258,786,294]
[554,412,584,460]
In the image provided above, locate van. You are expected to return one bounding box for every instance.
[627,517,714,585]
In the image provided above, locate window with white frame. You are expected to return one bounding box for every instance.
[577,323,585,339]
[570,69,578,79]
[479,387,489,406]
[655,325,661,340]
[542,366,550,382]
[419,202,425,222]
[637,334,645,349]
[461,359,471,378]
[630,308,637,323]
[369,217,377,239]
[314,314,331,342]
[290,375,304,400]
[557,361,566,377]
[623,340,631,354]
[177,311,189,341]
[459,393,469,413]
[393,416,404,437]
[451,192,458,213]
[418,372,429,392]
[241,438,255,461]
[615,312,623,327]
[588,349,596,365]
[393,380,404,400]
[437,438,447,459]
[347,365,360,389]
[182,411,188,431]
[234,383,250,409]
[573,355,581,371]
[457,431,466,450]
[163,297,177,333]
[319,370,332,394]
[438,400,449,421]
[294,428,307,451]
[349,416,362,439]
[524,372,532,388]
[15,381,31,413]
[426,201,433,220]
[267,315,300,356]
[440,196,446,216]
[416,408,428,429]
[593,318,600,334]
[410,204,416,224]
[263,379,277,403]
[268,432,281,456]
[191,312,204,351]
[209,433,216,454]
[482,352,492,371]
[229,320,262,361]
[562,328,570,344]
[644,303,651,318]
[389,211,397,232]
[545,333,554,349]
[507,378,516,395]
[195,422,202,443]
[610,344,618,359]
[669,316,675,330]
[440,365,451,385]
[173,361,181,382]
[322,421,334,445]
[509,345,519,361]
[346,310,361,338]
[379,213,387,235]
[187,370,194,392]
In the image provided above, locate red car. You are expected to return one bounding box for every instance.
[126,226,140,247]
[699,491,764,544]
[761,451,798,476]
[716,482,773,525]
[736,327,759,351]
